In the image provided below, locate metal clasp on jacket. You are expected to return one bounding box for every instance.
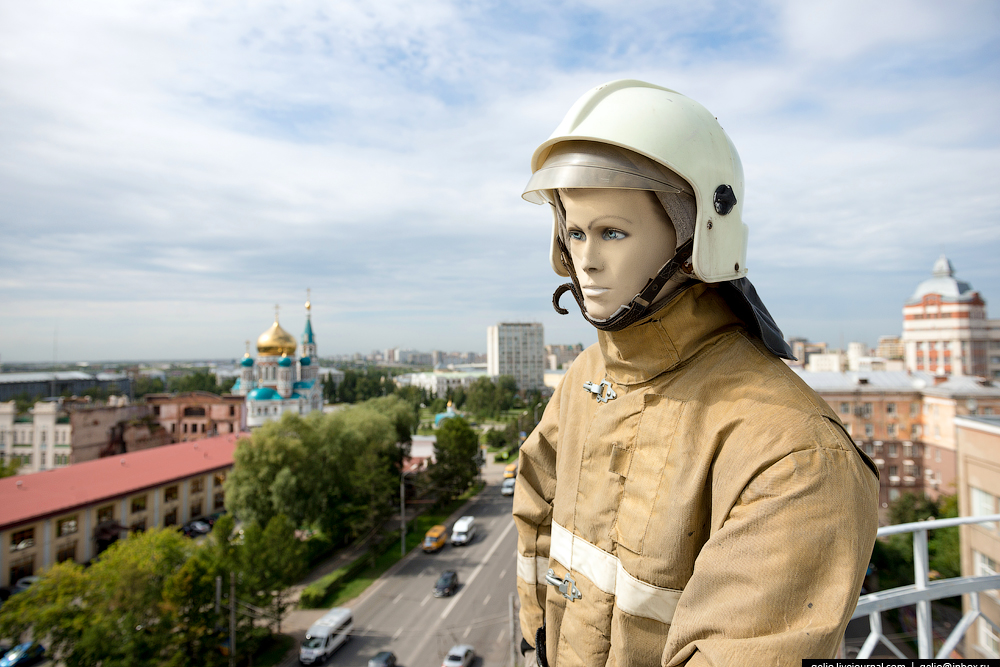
[545,569,582,602]
[583,379,616,403]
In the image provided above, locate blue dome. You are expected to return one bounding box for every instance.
[278,356,292,367]
[241,356,254,367]
[248,387,279,400]
[300,356,311,366]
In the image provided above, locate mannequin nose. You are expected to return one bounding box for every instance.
[578,239,601,273]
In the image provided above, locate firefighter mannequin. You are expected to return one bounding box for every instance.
[513,80,879,667]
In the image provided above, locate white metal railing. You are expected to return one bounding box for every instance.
[845,513,1000,659]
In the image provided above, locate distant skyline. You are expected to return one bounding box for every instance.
[2,1,999,362]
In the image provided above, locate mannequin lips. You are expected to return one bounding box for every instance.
[581,286,609,297]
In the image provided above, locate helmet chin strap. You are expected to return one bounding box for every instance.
[552,238,694,332]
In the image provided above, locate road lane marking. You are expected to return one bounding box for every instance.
[440,518,516,620]
[499,568,506,579]
[421,567,431,576]
[483,594,491,605]
[393,627,403,640]
[489,518,496,527]
[393,593,403,604]
[421,593,431,607]
[463,626,472,638]
[497,628,506,643]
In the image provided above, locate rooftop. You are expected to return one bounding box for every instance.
[794,370,1000,397]
[0,433,242,531]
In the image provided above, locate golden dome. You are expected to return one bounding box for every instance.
[257,318,297,357]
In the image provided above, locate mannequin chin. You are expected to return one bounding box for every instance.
[560,188,680,321]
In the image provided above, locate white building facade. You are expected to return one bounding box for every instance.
[232,300,323,428]
[487,322,545,392]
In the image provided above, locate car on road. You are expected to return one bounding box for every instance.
[0,642,45,667]
[441,644,475,667]
[367,651,397,667]
[500,478,515,496]
[423,525,448,552]
[299,607,353,665]
[450,516,476,546]
[433,570,459,597]
[503,462,517,479]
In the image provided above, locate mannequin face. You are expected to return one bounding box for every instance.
[561,188,677,320]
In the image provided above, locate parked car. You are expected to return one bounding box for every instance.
[441,644,475,667]
[423,525,448,552]
[182,520,211,537]
[368,651,397,667]
[0,642,45,667]
[500,478,516,496]
[434,570,459,597]
[10,577,39,596]
[503,462,517,479]
[450,516,476,546]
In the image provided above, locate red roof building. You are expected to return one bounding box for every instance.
[0,433,242,587]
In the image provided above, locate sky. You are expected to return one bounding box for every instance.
[1,0,999,362]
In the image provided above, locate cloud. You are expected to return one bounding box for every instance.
[0,0,998,361]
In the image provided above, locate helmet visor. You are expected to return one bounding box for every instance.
[522,140,693,204]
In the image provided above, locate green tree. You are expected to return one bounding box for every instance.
[135,375,166,398]
[930,494,961,579]
[428,417,481,504]
[167,369,230,395]
[0,457,20,478]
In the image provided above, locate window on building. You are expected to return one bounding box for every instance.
[56,542,77,563]
[934,425,941,438]
[131,495,147,513]
[229,406,235,416]
[171,423,175,433]
[57,516,78,537]
[40,452,46,467]
[844,423,852,436]
[164,485,179,502]
[9,555,34,583]
[153,406,160,415]
[864,442,875,456]
[979,618,1000,658]
[936,447,941,462]
[190,502,202,518]
[972,487,998,530]
[214,472,226,486]
[164,509,178,527]
[986,407,995,415]
[903,442,913,458]
[887,424,897,438]
[889,489,901,501]
[190,477,204,493]
[183,423,188,434]
[886,402,896,415]
[865,424,874,437]
[97,505,114,523]
[888,443,898,458]
[889,465,898,477]
[840,403,850,415]
[10,528,34,552]
[214,491,225,511]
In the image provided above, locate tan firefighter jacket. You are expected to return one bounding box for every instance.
[513,283,879,667]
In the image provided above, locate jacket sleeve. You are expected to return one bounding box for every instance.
[663,445,879,666]
[512,376,562,648]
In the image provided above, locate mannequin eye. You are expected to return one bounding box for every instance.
[602,229,627,241]
[568,230,585,241]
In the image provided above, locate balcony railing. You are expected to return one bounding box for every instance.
[845,513,1000,659]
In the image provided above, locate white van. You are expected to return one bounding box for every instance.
[299,607,353,665]
[450,516,476,546]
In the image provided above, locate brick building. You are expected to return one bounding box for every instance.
[144,391,245,441]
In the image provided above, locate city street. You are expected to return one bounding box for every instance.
[286,467,521,667]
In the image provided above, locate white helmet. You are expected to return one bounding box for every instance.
[523,79,747,284]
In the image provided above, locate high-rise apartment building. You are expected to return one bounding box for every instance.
[487,323,545,392]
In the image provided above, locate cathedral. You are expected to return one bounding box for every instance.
[232,297,323,428]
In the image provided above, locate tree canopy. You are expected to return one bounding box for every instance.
[428,417,481,504]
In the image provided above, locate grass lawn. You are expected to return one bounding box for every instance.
[314,481,486,609]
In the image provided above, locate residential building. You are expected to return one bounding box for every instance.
[903,255,993,378]
[794,370,1000,518]
[0,433,239,587]
[953,415,1000,659]
[545,344,584,371]
[0,398,171,474]
[144,391,245,441]
[487,323,545,392]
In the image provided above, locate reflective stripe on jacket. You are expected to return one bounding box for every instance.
[512,283,879,667]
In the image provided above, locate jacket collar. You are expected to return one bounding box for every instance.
[597,283,744,386]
